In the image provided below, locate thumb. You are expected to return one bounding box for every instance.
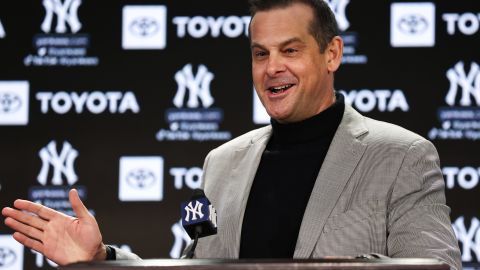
[69,189,91,219]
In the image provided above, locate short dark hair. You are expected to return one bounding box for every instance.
[249,0,339,52]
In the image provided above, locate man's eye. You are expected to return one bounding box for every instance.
[285,48,297,54]
[255,51,267,57]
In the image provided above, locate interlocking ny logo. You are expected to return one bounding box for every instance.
[325,0,350,31]
[184,200,204,222]
[169,220,191,258]
[0,19,5,38]
[41,0,82,33]
[37,140,78,185]
[452,216,480,262]
[173,64,214,108]
[445,61,480,106]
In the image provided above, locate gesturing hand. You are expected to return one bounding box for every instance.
[2,189,106,266]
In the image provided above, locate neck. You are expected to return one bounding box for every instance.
[275,91,336,124]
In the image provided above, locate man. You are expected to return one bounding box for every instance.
[2,0,461,269]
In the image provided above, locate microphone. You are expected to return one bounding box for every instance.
[181,189,217,258]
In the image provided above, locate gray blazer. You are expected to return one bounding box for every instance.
[115,105,461,269]
[194,105,461,269]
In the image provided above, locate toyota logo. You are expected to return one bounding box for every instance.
[0,92,22,113]
[0,247,17,267]
[398,14,428,34]
[129,17,159,37]
[126,169,157,188]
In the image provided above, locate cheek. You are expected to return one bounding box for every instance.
[252,63,262,78]
[287,61,309,77]
[297,62,324,85]
[252,64,263,85]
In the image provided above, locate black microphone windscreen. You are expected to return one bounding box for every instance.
[190,188,205,200]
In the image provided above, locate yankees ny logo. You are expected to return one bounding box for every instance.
[452,216,480,262]
[169,220,192,258]
[37,140,78,185]
[0,19,5,38]
[184,200,204,222]
[325,0,350,31]
[41,0,82,33]
[173,64,215,109]
[445,61,480,107]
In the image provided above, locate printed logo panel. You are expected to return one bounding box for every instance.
[428,61,480,141]
[391,2,436,47]
[156,63,231,142]
[325,0,350,32]
[24,0,99,67]
[170,167,203,190]
[41,0,82,34]
[0,81,29,126]
[122,5,167,50]
[453,216,480,262]
[173,16,250,38]
[36,91,140,114]
[28,140,91,217]
[444,166,480,190]
[0,235,24,270]
[340,89,410,113]
[119,156,164,201]
[37,140,78,186]
[325,0,368,64]
[443,12,480,36]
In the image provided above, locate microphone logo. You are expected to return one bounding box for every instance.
[180,190,217,258]
[184,200,204,222]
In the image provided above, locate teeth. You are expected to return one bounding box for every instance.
[270,84,293,93]
[272,84,291,90]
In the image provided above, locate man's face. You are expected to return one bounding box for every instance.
[250,3,336,123]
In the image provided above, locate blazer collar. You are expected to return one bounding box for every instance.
[293,104,368,257]
[222,126,272,257]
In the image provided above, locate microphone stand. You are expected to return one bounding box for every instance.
[185,226,202,258]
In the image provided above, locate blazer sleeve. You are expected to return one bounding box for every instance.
[386,139,462,270]
[110,245,142,260]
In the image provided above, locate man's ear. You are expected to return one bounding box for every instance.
[326,36,343,73]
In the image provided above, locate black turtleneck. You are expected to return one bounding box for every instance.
[239,94,345,258]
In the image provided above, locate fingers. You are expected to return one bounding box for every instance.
[12,232,44,254]
[69,189,91,219]
[4,217,44,242]
[2,207,47,231]
[13,199,57,220]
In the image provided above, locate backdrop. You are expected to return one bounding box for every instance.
[0,1,479,269]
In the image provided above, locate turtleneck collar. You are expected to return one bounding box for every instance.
[269,92,345,145]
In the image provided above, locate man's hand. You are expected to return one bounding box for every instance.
[2,189,106,266]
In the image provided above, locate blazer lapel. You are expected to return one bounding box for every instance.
[294,105,368,258]
[220,126,272,258]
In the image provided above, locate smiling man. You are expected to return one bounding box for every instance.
[2,0,461,269]
[193,0,462,268]
[250,1,339,123]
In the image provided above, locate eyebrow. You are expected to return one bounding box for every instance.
[251,37,305,51]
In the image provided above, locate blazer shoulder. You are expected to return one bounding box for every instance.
[361,116,429,148]
[209,125,271,156]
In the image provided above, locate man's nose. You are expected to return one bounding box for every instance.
[266,54,286,77]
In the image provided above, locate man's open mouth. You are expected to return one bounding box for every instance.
[268,84,294,94]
